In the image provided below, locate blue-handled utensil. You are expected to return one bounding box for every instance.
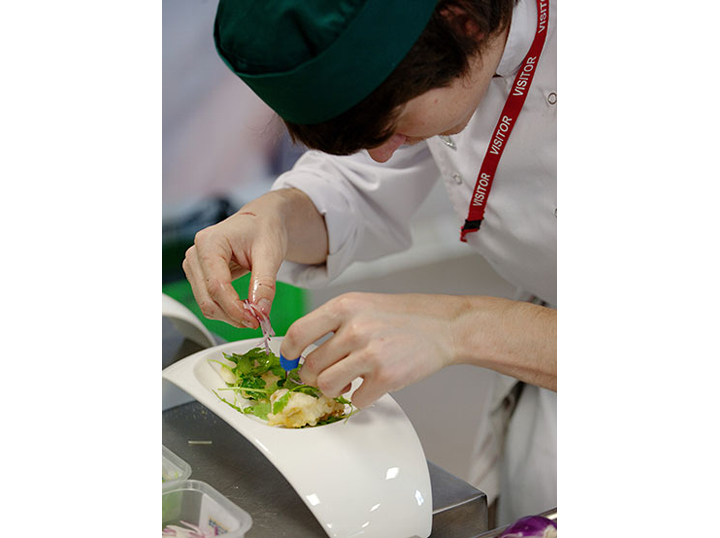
[280,353,300,380]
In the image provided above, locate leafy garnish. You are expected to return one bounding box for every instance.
[242,401,271,421]
[237,373,266,399]
[213,391,245,413]
[334,395,352,405]
[272,391,292,415]
[210,346,355,427]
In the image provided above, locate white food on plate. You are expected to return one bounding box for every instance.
[267,388,345,428]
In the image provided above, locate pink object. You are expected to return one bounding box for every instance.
[242,300,275,354]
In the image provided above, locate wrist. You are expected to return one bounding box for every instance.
[451,296,557,390]
[449,295,503,368]
[262,187,328,264]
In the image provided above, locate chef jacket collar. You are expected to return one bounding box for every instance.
[495,0,537,78]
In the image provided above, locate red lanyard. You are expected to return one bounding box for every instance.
[460,0,550,242]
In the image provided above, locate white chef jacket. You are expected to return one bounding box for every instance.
[271,0,557,524]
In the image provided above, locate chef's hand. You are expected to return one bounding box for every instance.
[182,188,328,328]
[182,202,285,328]
[281,293,459,408]
[282,293,557,407]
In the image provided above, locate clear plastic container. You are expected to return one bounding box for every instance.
[162,445,192,484]
[162,479,253,537]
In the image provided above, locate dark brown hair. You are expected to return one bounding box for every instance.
[283,0,515,155]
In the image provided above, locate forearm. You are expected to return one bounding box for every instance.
[243,187,328,265]
[451,296,557,391]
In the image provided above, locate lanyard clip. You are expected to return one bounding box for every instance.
[460,219,482,242]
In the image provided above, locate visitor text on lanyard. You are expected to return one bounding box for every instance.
[460,0,549,242]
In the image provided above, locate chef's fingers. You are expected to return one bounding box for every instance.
[347,375,389,409]
[280,298,348,368]
[248,241,284,318]
[193,234,254,327]
[183,247,244,327]
[314,343,394,407]
[317,354,368,407]
[298,325,361,386]
[228,259,250,281]
[301,342,391,407]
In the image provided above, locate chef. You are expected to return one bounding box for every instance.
[183,0,556,525]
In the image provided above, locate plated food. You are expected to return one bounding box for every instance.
[210,347,356,428]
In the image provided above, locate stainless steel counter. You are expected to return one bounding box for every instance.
[162,317,488,537]
[163,401,488,537]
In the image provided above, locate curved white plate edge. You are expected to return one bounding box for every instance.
[161,293,216,348]
[162,337,433,537]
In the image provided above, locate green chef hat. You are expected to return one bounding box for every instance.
[214,0,439,125]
